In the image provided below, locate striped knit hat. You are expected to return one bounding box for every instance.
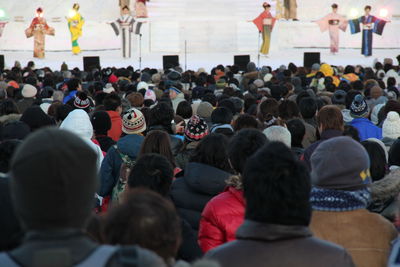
[74,92,91,109]
[184,115,209,142]
[122,108,146,134]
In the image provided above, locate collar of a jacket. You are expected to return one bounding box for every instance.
[320,129,342,140]
[236,220,312,241]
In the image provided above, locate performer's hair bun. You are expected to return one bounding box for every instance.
[36,7,43,13]
[122,5,130,11]
[73,3,80,10]
[331,4,338,9]
[262,2,271,8]
[365,5,372,11]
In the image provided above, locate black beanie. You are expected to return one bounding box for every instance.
[10,128,98,230]
[91,111,112,135]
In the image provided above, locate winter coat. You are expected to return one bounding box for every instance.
[106,111,122,142]
[17,98,35,114]
[198,186,245,253]
[175,141,199,169]
[350,117,382,141]
[310,209,397,267]
[0,230,165,267]
[170,162,231,232]
[368,169,400,222]
[301,120,317,149]
[0,114,22,125]
[0,175,23,251]
[205,220,355,267]
[99,133,144,197]
[59,110,104,170]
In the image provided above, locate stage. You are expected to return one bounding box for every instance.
[1,0,400,70]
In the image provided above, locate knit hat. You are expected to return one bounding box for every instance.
[197,101,213,118]
[263,73,273,82]
[103,83,115,94]
[311,136,371,190]
[140,72,151,83]
[10,128,98,230]
[122,108,146,134]
[253,79,264,88]
[350,94,369,118]
[167,71,181,81]
[144,89,156,102]
[137,81,149,91]
[151,73,161,84]
[74,92,91,109]
[332,90,347,105]
[169,87,181,94]
[383,111,400,139]
[91,111,112,135]
[184,115,209,142]
[21,84,37,98]
[311,63,321,71]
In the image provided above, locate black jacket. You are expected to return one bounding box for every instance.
[0,176,23,251]
[205,220,355,267]
[170,162,231,232]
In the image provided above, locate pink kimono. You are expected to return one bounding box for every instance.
[316,13,347,53]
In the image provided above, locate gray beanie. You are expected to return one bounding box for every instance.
[311,136,371,190]
[197,101,214,119]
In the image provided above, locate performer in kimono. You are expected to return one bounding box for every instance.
[110,6,143,58]
[349,5,387,57]
[252,2,276,55]
[283,0,297,21]
[0,21,7,38]
[316,4,347,54]
[66,3,84,55]
[275,0,284,20]
[135,0,149,18]
[25,8,55,59]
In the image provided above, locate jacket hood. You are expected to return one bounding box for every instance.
[116,134,144,158]
[184,162,231,195]
[60,109,93,140]
[370,169,400,203]
[320,64,334,77]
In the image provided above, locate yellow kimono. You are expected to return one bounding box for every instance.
[67,11,84,54]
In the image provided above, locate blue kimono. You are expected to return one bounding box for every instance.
[349,15,386,56]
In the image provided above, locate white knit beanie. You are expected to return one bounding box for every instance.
[383,111,400,139]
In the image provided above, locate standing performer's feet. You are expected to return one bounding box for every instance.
[293,19,299,21]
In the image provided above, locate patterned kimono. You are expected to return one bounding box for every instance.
[253,11,276,55]
[316,13,347,53]
[349,15,387,56]
[67,11,84,54]
[135,0,148,18]
[111,15,142,58]
[25,17,55,58]
[0,21,7,37]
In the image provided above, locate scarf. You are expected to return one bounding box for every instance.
[310,187,371,212]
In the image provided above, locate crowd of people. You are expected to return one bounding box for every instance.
[0,57,400,266]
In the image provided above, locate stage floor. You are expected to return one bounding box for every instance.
[3,48,400,71]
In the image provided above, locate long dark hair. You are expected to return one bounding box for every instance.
[189,133,232,172]
[138,130,176,168]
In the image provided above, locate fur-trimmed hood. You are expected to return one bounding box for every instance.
[370,169,400,204]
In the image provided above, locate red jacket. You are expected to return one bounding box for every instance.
[107,111,122,142]
[198,186,245,253]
